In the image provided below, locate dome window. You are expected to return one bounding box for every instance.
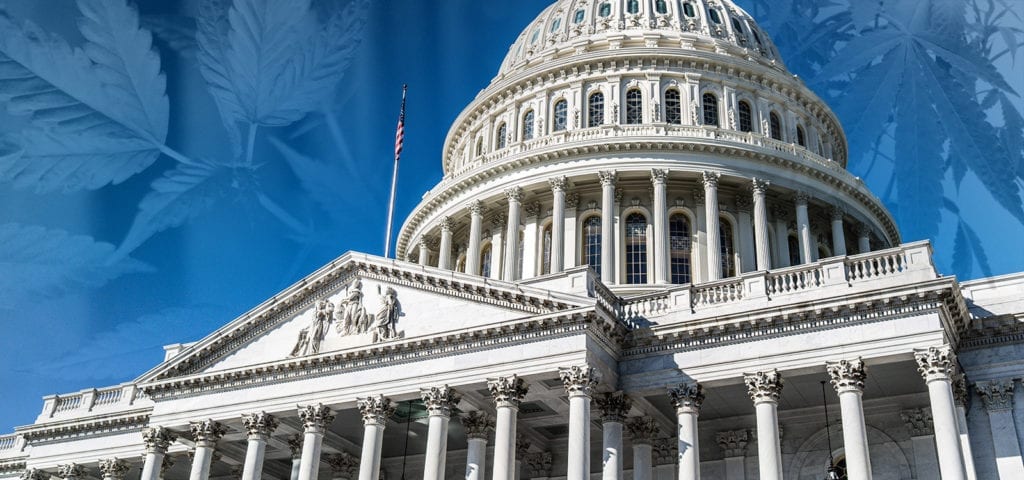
[709,9,722,24]
[523,110,536,140]
[720,217,736,277]
[683,2,696,17]
[625,212,649,285]
[475,137,484,156]
[626,0,640,14]
[625,88,643,125]
[541,224,553,275]
[588,92,605,127]
[497,123,508,149]
[769,112,782,140]
[797,125,807,147]
[480,244,493,277]
[752,29,764,47]
[530,28,541,44]
[551,18,562,33]
[655,0,668,14]
[738,101,753,132]
[553,100,568,132]
[669,214,692,285]
[599,2,612,17]
[731,17,744,34]
[702,92,719,127]
[583,216,603,275]
[665,88,682,125]
[574,9,586,23]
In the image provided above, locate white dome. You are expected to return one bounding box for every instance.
[498,0,784,78]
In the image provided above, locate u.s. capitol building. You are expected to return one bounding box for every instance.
[3,1,1023,479]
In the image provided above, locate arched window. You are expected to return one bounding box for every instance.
[709,8,722,24]
[720,217,736,277]
[752,29,764,47]
[583,216,602,275]
[588,92,605,127]
[625,213,648,284]
[731,17,744,34]
[738,101,753,132]
[702,93,719,127]
[599,2,612,17]
[530,28,541,44]
[655,0,668,14]
[553,100,568,132]
[481,244,493,277]
[456,255,466,273]
[665,89,682,125]
[475,137,484,156]
[625,88,643,125]
[788,235,800,266]
[541,223,553,275]
[831,456,849,480]
[626,0,640,14]
[796,125,806,147]
[669,214,692,284]
[574,9,586,23]
[523,110,535,140]
[517,230,525,279]
[550,18,562,33]
[683,2,696,17]
[496,123,508,149]
[769,112,782,140]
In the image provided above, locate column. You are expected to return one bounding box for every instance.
[297,404,335,480]
[751,179,771,271]
[463,411,495,480]
[57,464,83,480]
[560,366,598,480]
[357,396,394,480]
[550,177,568,274]
[669,382,704,480]
[503,187,524,282]
[160,457,174,480]
[487,375,530,480]
[564,193,579,269]
[439,217,454,270]
[189,420,226,480]
[596,392,632,480]
[141,426,177,480]
[490,216,506,280]
[599,171,617,284]
[627,418,659,480]
[702,172,722,281]
[901,408,939,480]
[744,370,784,480]
[522,203,541,279]
[422,386,462,480]
[977,379,1024,478]
[856,224,871,254]
[914,346,968,480]
[830,206,847,256]
[652,439,677,480]
[693,191,707,283]
[794,192,812,264]
[651,169,669,284]
[715,431,748,480]
[99,459,129,480]
[241,412,279,480]
[771,204,791,268]
[289,435,304,480]
[826,358,872,480]
[418,240,430,266]
[467,201,485,275]
[327,453,359,480]
[735,195,755,273]
[952,373,978,480]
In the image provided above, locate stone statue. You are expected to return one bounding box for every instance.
[374,287,400,342]
[290,300,334,357]
[334,280,369,335]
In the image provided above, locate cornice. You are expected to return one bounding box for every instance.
[0,461,26,475]
[960,313,1024,349]
[14,411,151,445]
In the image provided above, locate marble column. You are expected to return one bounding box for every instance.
[189,420,226,480]
[735,195,755,273]
[241,412,278,480]
[715,431,748,480]
[141,426,177,480]
[560,366,598,480]
[669,382,704,480]
[794,192,812,264]
[99,459,129,480]
[771,204,791,269]
[599,171,617,284]
[651,169,669,284]
[487,375,529,480]
[702,172,722,281]
[914,346,967,480]
[627,418,659,480]
[830,206,847,257]
[57,464,83,480]
[692,191,707,283]
[439,217,454,270]
[564,193,580,270]
[977,379,1024,478]
[550,177,568,274]
[297,404,335,480]
[751,179,771,271]
[744,370,784,480]
[952,373,978,480]
[357,396,394,480]
[522,203,541,279]
[418,240,431,266]
[596,392,632,480]
[826,358,872,480]
[289,435,304,480]
[856,223,871,254]
[490,216,506,280]
[467,201,485,275]
[327,453,360,480]
[901,408,939,480]
[422,386,462,480]
[463,411,495,480]
[503,187,524,282]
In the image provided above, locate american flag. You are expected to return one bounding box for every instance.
[384,85,408,259]
[395,86,407,162]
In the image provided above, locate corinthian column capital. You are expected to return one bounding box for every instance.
[298,403,336,431]
[976,379,1015,412]
[487,374,529,408]
[421,385,461,417]
[598,170,617,186]
[468,200,485,216]
[914,346,956,383]
[461,410,495,439]
[326,452,360,479]
[549,176,569,192]
[189,419,226,447]
[56,464,83,480]
[241,411,279,439]
[701,171,721,189]
[594,391,631,422]
[98,459,129,480]
[793,191,811,206]
[650,169,669,184]
[826,358,867,393]
[504,186,524,203]
[626,417,659,445]
[751,178,770,194]
[559,365,599,398]
[668,381,705,413]
[356,396,395,426]
[951,371,969,407]
[440,216,453,233]
[716,430,749,457]
[142,426,177,453]
[744,370,783,404]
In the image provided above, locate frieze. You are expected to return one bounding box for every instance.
[18,412,151,445]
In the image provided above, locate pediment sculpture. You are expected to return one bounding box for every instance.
[289,281,404,358]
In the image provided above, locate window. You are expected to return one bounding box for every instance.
[731,17,744,34]
[541,224,553,275]
[831,456,849,480]
[599,2,612,17]
[496,123,508,149]
[738,101,752,132]
[625,88,643,125]
[475,137,484,156]
[702,93,719,127]
[625,213,648,284]
[626,0,639,14]
[530,28,541,44]
[655,0,668,14]
[553,100,568,132]
[523,110,535,140]
[709,8,722,24]
[481,244,493,277]
[796,125,806,147]
[588,92,605,127]
[517,230,525,279]
[665,89,682,125]
[720,217,736,277]
[574,9,586,23]
[551,18,562,32]
[752,29,764,47]
[583,216,602,275]
[788,235,800,266]
[456,256,466,273]
[669,214,692,284]
[769,112,782,140]
[683,2,696,17]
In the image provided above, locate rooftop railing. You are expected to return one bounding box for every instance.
[35,383,150,423]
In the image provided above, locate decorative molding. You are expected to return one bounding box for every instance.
[299,404,336,431]
[56,464,83,480]
[701,171,721,189]
[421,385,461,417]
[951,371,969,407]
[565,192,580,209]
[650,169,668,184]
[976,379,1015,412]
[524,202,542,218]
[468,200,485,216]
[914,346,956,382]
[598,170,617,186]
[142,425,176,453]
[440,216,453,232]
[488,375,529,408]
[793,190,811,206]
[826,358,866,393]
[549,176,569,192]
[668,382,705,412]
[189,420,226,447]
[20,469,48,480]
[900,408,934,437]
[357,396,394,426]
[595,391,632,423]
[460,411,494,440]
[98,459,129,480]
[326,452,360,479]
[523,451,553,478]
[505,186,524,203]
[751,178,770,195]
[241,411,279,439]
[716,430,749,457]
[744,370,783,404]
[652,437,677,465]
[559,365,599,397]
[20,412,151,445]
[287,434,303,459]
[626,417,659,445]
[734,195,751,213]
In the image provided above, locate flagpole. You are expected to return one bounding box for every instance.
[384,85,407,259]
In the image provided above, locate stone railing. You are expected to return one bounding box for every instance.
[0,434,17,450]
[620,291,673,326]
[37,383,151,423]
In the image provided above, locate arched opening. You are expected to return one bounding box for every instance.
[625,88,643,125]
[669,213,692,285]
[625,212,648,284]
[582,216,602,275]
[683,2,696,17]
[626,0,640,14]
[480,243,493,277]
[496,123,508,149]
[540,223,553,275]
[599,2,612,17]
[588,92,605,127]
[720,216,736,277]
[516,230,525,279]
[788,235,800,266]
[665,88,682,125]
[475,137,484,156]
[553,99,568,132]
[522,110,535,141]
[738,101,753,132]
[797,125,807,147]
[702,92,719,127]
[655,0,668,14]
[769,111,782,140]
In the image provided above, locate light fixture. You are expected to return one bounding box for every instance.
[821,380,842,480]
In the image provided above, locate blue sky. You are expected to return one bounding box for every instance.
[0,0,1021,432]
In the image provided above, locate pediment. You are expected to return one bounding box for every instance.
[136,253,591,383]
